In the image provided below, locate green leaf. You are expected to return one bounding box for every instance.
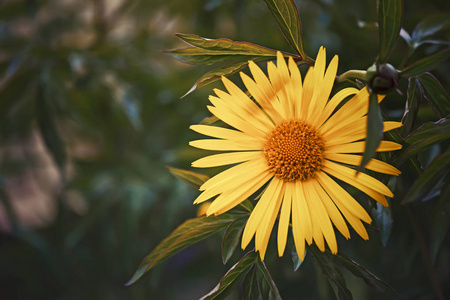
[400,78,422,137]
[255,259,282,300]
[201,251,258,300]
[242,266,260,300]
[402,149,450,204]
[418,73,450,117]
[237,199,254,213]
[378,0,403,62]
[167,167,210,188]
[181,61,250,98]
[167,34,281,65]
[373,202,393,246]
[127,213,243,285]
[400,48,450,78]
[334,252,398,297]
[431,181,450,264]
[359,93,383,170]
[222,217,247,264]
[396,117,450,164]
[262,0,308,60]
[309,246,353,300]
[411,13,450,46]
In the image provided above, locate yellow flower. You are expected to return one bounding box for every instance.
[190,47,402,261]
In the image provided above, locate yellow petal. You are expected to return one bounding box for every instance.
[311,179,350,239]
[293,181,313,244]
[325,141,402,154]
[241,177,278,250]
[277,182,293,256]
[325,153,401,175]
[288,57,303,119]
[323,160,394,197]
[189,139,262,151]
[303,180,337,253]
[190,124,260,141]
[308,54,339,127]
[206,171,272,215]
[255,178,284,260]
[207,105,264,138]
[317,87,359,127]
[316,172,372,224]
[192,151,261,168]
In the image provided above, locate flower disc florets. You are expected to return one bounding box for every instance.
[263,120,325,181]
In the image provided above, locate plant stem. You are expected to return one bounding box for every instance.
[336,70,367,84]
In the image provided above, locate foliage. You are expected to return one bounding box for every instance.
[0,0,449,299]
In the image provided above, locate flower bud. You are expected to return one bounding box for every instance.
[366,63,399,94]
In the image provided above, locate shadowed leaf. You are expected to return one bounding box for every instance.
[378,0,403,62]
[431,182,450,264]
[201,251,258,300]
[334,252,398,297]
[167,167,210,188]
[127,213,244,285]
[262,0,308,60]
[400,48,450,78]
[373,202,393,246]
[418,73,450,117]
[400,78,422,137]
[182,61,250,98]
[395,117,450,164]
[309,246,353,300]
[402,149,450,204]
[222,217,247,264]
[359,92,383,170]
[411,13,450,46]
[255,258,282,299]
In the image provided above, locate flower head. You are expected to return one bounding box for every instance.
[190,47,402,260]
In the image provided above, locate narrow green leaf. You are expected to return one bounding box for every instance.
[402,150,450,204]
[418,73,450,117]
[256,259,282,300]
[400,78,422,137]
[378,0,404,62]
[167,167,210,188]
[181,61,250,98]
[222,217,247,264]
[400,48,450,78]
[262,0,308,60]
[309,246,353,300]
[359,93,383,170]
[395,117,450,164]
[334,252,398,297]
[411,13,450,45]
[127,213,243,285]
[201,251,258,300]
[373,202,393,246]
[431,181,450,264]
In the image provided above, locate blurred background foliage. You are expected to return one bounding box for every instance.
[0,0,448,299]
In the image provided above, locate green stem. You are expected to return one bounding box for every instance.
[336,70,367,84]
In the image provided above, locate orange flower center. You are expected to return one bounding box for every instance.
[263,120,325,182]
